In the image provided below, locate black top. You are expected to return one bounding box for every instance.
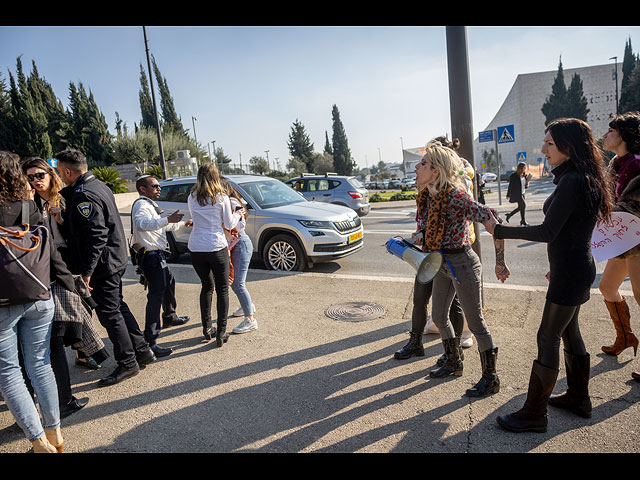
[0,200,75,292]
[494,161,597,306]
[506,172,525,202]
[60,172,128,280]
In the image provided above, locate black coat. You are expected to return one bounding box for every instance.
[0,200,75,292]
[60,172,128,280]
[506,172,526,203]
[494,161,597,306]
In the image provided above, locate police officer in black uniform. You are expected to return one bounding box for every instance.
[55,149,156,387]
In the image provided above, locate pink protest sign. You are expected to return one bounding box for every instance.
[591,212,640,262]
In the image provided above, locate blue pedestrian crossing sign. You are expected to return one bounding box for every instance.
[478,130,494,143]
[517,152,527,162]
[497,125,515,143]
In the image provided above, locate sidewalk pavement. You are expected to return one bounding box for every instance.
[2,178,639,453]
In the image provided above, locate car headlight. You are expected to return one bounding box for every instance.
[297,220,333,229]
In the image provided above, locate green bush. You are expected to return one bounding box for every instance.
[91,166,129,194]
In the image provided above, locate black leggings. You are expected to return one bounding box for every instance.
[190,249,230,331]
[412,277,464,336]
[537,300,587,369]
[508,196,527,223]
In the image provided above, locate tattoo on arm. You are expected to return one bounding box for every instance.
[494,237,505,266]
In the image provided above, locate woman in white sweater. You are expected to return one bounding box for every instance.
[188,164,242,347]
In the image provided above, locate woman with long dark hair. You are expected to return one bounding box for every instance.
[485,118,614,432]
[596,113,640,378]
[188,163,242,346]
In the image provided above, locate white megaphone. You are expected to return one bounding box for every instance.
[385,237,443,284]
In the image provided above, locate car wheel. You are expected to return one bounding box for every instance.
[263,234,306,272]
[166,232,181,263]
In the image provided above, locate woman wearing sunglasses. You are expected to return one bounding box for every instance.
[21,158,108,415]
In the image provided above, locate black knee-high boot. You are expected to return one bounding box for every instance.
[548,350,592,418]
[496,360,559,433]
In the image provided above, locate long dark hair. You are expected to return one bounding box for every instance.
[0,151,29,204]
[609,111,640,154]
[545,118,614,223]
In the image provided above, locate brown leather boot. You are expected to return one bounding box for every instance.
[602,297,639,356]
[632,371,640,382]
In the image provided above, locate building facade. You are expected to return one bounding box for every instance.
[402,62,622,178]
[472,62,622,175]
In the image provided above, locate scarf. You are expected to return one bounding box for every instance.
[417,186,452,252]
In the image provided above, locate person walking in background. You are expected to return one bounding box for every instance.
[221,179,258,335]
[505,162,532,225]
[55,149,156,387]
[596,112,640,381]
[485,118,614,432]
[131,174,190,357]
[416,140,509,398]
[0,151,66,452]
[188,164,243,347]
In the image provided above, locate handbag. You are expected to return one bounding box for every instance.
[0,201,51,306]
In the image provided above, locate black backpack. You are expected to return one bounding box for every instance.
[0,201,51,307]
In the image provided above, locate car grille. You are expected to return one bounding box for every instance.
[313,238,363,253]
[333,216,361,233]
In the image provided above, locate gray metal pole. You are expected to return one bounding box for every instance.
[143,26,167,179]
[446,26,484,306]
[446,26,481,251]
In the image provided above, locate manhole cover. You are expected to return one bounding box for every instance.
[324,302,386,322]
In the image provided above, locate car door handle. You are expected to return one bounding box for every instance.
[323,194,330,196]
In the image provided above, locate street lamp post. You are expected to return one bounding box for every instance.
[610,56,619,115]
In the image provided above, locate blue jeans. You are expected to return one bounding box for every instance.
[230,234,254,316]
[0,297,60,441]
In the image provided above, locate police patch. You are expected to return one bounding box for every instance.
[77,201,94,218]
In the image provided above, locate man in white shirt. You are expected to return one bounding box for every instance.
[131,175,190,357]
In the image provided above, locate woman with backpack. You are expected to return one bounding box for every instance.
[0,151,71,452]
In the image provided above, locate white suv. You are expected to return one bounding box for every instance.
[155,174,364,271]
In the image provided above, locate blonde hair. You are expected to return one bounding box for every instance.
[423,140,465,192]
[192,163,227,206]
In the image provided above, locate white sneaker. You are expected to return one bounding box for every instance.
[232,317,258,334]
[460,333,473,348]
[231,303,255,317]
[424,315,439,335]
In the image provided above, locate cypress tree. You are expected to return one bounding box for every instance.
[139,64,156,130]
[0,72,18,152]
[542,57,568,125]
[331,105,353,175]
[620,38,640,113]
[566,73,589,121]
[287,119,315,172]
[152,56,185,136]
[323,131,333,155]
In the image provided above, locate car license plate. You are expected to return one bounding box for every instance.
[349,231,362,243]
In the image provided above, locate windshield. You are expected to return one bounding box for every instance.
[238,179,306,209]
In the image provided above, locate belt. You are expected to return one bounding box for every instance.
[440,244,471,255]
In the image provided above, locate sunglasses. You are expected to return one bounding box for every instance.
[148,184,161,189]
[27,172,47,182]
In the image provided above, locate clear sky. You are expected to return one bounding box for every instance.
[2,25,639,172]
